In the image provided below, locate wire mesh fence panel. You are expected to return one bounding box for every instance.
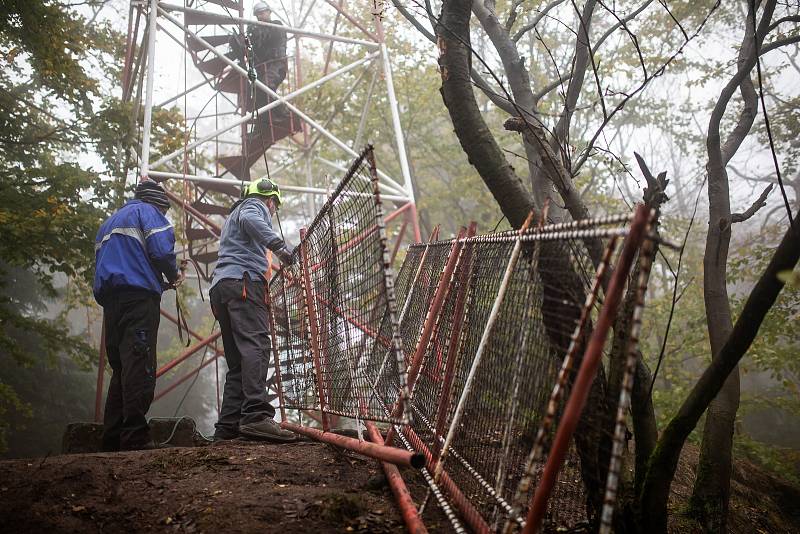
[268,164,654,532]
[388,216,651,533]
[269,266,315,411]
[268,146,409,424]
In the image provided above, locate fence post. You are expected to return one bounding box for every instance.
[384,226,467,443]
[299,227,330,431]
[265,274,287,422]
[432,222,477,460]
[522,204,651,534]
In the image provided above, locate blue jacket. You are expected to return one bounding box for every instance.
[211,197,285,289]
[94,200,178,305]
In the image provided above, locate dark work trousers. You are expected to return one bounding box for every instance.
[254,63,287,125]
[210,276,275,436]
[101,290,160,451]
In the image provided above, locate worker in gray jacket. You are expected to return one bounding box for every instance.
[210,177,296,442]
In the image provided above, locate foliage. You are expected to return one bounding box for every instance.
[0,1,120,361]
[641,222,800,481]
[0,1,188,453]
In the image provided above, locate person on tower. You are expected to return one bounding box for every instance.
[231,2,288,129]
[93,180,183,451]
[210,177,296,442]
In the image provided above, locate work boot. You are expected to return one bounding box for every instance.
[212,427,239,442]
[239,419,296,443]
[124,440,169,451]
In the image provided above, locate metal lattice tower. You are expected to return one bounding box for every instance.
[95,0,420,419]
[126,0,418,279]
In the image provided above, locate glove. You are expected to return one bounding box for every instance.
[275,244,296,266]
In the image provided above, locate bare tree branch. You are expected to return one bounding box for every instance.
[731,184,774,223]
[511,0,567,42]
[553,0,598,146]
[532,0,654,104]
[572,1,722,173]
[761,34,800,57]
[504,0,526,32]
[766,14,800,33]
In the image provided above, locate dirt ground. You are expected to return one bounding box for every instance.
[666,444,800,534]
[1,438,798,533]
[0,440,448,534]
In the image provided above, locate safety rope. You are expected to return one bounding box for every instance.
[243,34,274,185]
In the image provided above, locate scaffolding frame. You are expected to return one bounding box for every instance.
[95,0,420,420]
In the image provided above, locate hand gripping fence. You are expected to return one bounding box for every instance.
[267,148,658,532]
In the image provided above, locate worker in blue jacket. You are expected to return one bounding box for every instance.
[94,180,182,451]
[210,176,296,442]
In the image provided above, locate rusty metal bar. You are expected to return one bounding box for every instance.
[367,147,412,425]
[432,222,477,459]
[164,189,221,234]
[156,332,223,378]
[299,227,330,431]
[365,421,429,534]
[600,215,657,534]
[402,425,491,534]
[523,204,651,534]
[409,203,422,242]
[154,353,222,402]
[281,421,424,469]
[390,217,409,265]
[160,308,220,346]
[385,227,467,444]
[265,281,287,422]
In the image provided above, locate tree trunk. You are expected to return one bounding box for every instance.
[437,0,536,228]
[638,215,799,533]
[689,3,770,528]
[438,1,612,518]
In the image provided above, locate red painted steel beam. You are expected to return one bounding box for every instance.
[523,205,652,534]
[165,190,222,235]
[281,422,425,469]
[409,203,422,242]
[433,222,477,459]
[385,227,467,443]
[385,200,413,223]
[156,332,222,378]
[300,227,331,431]
[365,422,428,534]
[390,218,409,265]
[323,0,380,41]
[160,308,220,346]
[154,353,222,402]
[403,425,491,534]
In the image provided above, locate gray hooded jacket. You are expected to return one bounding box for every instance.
[211,197,285,289]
